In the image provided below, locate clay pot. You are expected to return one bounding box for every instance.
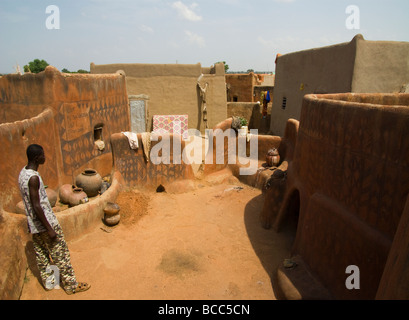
[75,169,103,198]
[104,202,120,217]
[104,214,120,226]
[16,201,26,215]
[68,188,89,207]
[46,188,58,207]
[59,184,76,204]
[238,126,248,137]
[266,148,280,167]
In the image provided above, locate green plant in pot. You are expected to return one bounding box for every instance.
[238,117,248,136]
[239,117,248,128]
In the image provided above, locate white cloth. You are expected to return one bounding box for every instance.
[141,132,151,163]
[122,132,139,150]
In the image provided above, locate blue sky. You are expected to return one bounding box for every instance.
[0,0,408,74]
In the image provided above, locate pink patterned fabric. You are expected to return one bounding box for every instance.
[153,115,188,140]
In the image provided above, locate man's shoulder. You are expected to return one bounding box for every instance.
[18,167,39,182]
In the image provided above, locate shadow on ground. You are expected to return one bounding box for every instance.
[243,194,297,297]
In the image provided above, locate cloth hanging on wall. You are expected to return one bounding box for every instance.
[122,131,139,149]
[265,91,271,103]
[152,115,189,140]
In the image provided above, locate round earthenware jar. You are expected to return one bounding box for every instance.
[59,184,76,205]
[46,188,58,207]
[104,213,120,226]
[103,202,120,217]
[266,148,280,167]
[16,201,26,215]
[75,169,103,198]
[68,188,88,207]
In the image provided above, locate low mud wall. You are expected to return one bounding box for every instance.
[0,170,122,300]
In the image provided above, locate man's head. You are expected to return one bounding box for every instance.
[26,144,45,164]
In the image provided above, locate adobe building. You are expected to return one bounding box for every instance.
[261,93,409,300]
[0,66,130,211]
[226,72,275,134]
[90,62,227,134]
[271,34,409,136]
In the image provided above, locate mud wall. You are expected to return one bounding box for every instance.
[353,38,409,93]
[110,133,195,190]
[271,35,409,137]
[281,93,409,299]
[0,108,58,212]
[226,73,261,102]
[0,66,129,198]
[90,62,227,133]
[270,36,358,136]
[227,102,271,134]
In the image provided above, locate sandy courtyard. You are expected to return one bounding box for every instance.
[19,178,294,300]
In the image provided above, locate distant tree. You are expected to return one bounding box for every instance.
[247,69,254,73]
[215,61,229,73]
[24,59,49,73]
[61,68,90,74]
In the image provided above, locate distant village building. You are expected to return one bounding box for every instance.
[225,72,274,104]
[271,34,409,136]
[91,62,227,134]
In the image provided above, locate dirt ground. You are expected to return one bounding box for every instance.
[19,178,295,300]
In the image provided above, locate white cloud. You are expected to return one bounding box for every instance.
[172,1,202,21]
[185,30,206,47]
[140,24,154,33]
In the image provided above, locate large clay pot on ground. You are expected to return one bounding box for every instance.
[266,148,280,167]
[75,169,103,198]
[59,184,76,204]
[68,188,89,207]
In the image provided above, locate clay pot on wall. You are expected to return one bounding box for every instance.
[16,201,26,215]
[46,188,58,207]
[68,188,89,207]
[266,148,280,167]
[103,202,120,226]
[75,169,103,198]
[59,184,76,204]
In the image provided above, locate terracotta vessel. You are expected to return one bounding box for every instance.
[104,214,120,226]
[104,202,120,217]
[59,184,76,204]
[46,188,58,207]
[75,169,103,198]
[266,148,280,167]
[16,201,26,215]
[68,188,88,207]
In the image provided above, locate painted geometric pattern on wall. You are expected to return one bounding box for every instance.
[153,115,188,140]
[58,96,129,176]
[116,152,188,187]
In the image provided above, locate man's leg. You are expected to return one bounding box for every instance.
[45,225,78,293]
[32,232,54,289]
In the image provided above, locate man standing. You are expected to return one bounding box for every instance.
[18,144,90,295]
